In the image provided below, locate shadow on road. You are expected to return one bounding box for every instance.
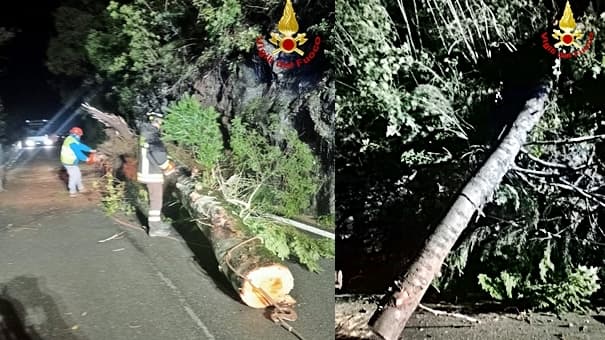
[0,276,84,340]
[594,315,605,325]
[163,202,242,303]
[57,167,68,187]
[0,295,40,340]
[123,173,243,305]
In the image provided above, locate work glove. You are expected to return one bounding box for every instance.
[162,160,176,176]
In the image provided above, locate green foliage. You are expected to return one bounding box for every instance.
[46,0,333,274]
[530,265,601,313]
[246,217,335,272]
[317,215,335,230]
[478,257,601,313]
[162,94,224,171]
[493,184,521,211]
[193,0,260,62]
[336,0,481,169]
[400,0,546,63]
[93,172,134,215]
[84,0,197,114]
[337,0,605,307]
[230,115,319,217]
[478,271,521,301]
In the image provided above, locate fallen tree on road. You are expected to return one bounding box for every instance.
[82,103,297,311]
[369,83,551,340]
[175,177,296,309]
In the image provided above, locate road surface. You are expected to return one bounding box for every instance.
[0,148,335,340]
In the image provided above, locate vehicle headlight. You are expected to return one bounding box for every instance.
[25,140,35,147]
[44,139,53,146]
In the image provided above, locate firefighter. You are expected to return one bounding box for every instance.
[137,111,176,237]
[61,126,95,197]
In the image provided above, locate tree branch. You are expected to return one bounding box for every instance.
[418,304,480,323]
[520,148,568,168]
[550,179,605,208]
[525,134,605,146]
[512,165,559,177]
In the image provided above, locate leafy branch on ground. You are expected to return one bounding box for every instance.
[245,216,334,272]
[160,95,330,271]
[93,172,135,216]
[478,243,601,313]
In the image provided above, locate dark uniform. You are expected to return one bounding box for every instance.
[136,115,175,236]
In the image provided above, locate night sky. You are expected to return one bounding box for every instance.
[0,0,62,136]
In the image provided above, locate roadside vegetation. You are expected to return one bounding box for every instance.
[336,0,604,313]
[47,0,335,272]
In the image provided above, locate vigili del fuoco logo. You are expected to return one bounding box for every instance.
[541,1,594,59]
[256,0,321,70]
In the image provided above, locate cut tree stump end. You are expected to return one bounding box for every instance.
[240,264,295,308]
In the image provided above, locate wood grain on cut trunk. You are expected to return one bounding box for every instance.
[370,86,550,340]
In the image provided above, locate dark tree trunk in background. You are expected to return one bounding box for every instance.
[369,84,551,340]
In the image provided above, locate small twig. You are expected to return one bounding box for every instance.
[418,304,480,323]
[485,214,520,227]
[573,237,605,246]
[512,165,559,177]
[111,217,145,231]
[265,214,335,240]
[193,218,214,228]
[520,148,567,168]
[246,182,263,210]
[335,294,360,298]
[525,134,605,146]
[97,231,126,243]
[225,198,249,209]
[276,319,308,340]
[551,180,605,207]
[111,216,181,242]
[11,227,39,232]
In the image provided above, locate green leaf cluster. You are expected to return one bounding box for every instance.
[246,217,334,272]
[192,0,260,62]
[93,172,135,216]
[478,244,601,313]
[338,0,605,306]
[230,114,319,217]
[162,94,224,171]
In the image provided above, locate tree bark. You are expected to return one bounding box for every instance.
[369,85,551,340]
[175,177,296,308]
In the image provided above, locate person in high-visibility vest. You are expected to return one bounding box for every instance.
[60,126,95,197]
[136,111,176,237]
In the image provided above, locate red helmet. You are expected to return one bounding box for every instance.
[70,126,83,136]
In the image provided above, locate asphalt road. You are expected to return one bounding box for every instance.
[0,148,335,340]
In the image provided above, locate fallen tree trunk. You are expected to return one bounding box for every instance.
[369,84,551,340]
[82,103,296,309]
[175,177,295,308]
